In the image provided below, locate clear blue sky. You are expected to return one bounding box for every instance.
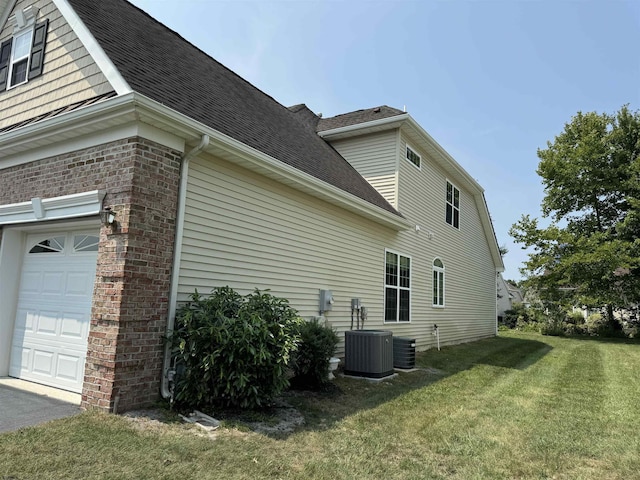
[130,0,640,281]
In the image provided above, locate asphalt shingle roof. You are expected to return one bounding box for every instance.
[66,0,401,217]
[317,106,406,132]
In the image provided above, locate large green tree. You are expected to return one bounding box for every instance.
[510,106,640,324]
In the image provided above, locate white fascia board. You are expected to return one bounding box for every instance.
[130,94,411,231]
[0,91,409,231]
[0,93,139,166]
[52,0,131,95]
[404,116,484,195]
[0,190,105,225]
[317,114,409,140]
[477,192,505,272]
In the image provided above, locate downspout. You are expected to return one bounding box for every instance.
[161,134,209,399]
[496,271,499,336]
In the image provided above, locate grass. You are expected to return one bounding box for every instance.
[1,332,639,479]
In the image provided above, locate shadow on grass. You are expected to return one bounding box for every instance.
[559,333,640,345]
[225,334,554,439]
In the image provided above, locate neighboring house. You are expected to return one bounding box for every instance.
[0,0,504,412]
[497,273,524,319]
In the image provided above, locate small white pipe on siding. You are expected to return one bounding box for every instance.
[161,134,210,399]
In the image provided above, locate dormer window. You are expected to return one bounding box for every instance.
[9,28,32,87]
[0,6,48,91]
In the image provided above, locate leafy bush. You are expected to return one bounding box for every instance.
[566,311,586,325]
[170,287,304,410]
[540,318,565,336]
[502,303,535,329]
[291,319,339,389]
[586,313,625,338]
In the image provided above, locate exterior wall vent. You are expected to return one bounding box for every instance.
[344,330,393,378]
[393,337,416,369]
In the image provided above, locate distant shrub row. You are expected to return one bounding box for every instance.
[499,303,639,338]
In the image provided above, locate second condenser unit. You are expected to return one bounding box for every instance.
[393,336,416,369]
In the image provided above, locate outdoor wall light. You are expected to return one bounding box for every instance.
[100,207,116,226]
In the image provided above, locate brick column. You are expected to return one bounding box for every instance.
[83,139,181,411]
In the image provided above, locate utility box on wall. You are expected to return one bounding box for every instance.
[319,289,333,313]
[344,330,393,378]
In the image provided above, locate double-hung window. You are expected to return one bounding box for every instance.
[446,181,460,229]
[384,250,411,322]
[8,29,31,87]
[433,258,445,307]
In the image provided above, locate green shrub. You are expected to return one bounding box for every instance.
[566,311,586,325]
[170,287,304,410]
[502,303,536,328]
[291,319,339,389]
[586,313,625,338]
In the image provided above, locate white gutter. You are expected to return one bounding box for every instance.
[1,92,409,231]
[317,113,409,139]
[161,134,209,399]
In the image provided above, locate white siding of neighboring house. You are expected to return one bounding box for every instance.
[0,0,113,129]
[330,130,399,208]
[497,273,512,317]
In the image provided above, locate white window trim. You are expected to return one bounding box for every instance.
[384,249,412,323]
[8,27,33,89]
[405,144,421,170]
[432,257,445,308]
[446,180,460,230]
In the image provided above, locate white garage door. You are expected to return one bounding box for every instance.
[9,231,99,393]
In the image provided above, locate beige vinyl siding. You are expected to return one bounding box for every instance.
[178,137,497,353]
[180,154,403,352]
[0,0,112,129]
[394,134,497,348]
[330,130,398,208]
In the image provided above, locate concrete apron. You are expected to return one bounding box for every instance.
[0,378,81,433]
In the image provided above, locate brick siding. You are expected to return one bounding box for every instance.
[0,137,181,411]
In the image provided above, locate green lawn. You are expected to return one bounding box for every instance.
[1,332,639,479]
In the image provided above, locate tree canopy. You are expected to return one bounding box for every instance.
[510,106,640,320]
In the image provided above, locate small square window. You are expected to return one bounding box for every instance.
[406,146,421,169]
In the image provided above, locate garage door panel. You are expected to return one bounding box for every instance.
[10,229,98,393]
[66,271,95,297]
[56,354,83,382]
[32,349,55,376]
[19,271,41,295]
[14,308,35,334]
[9,346,30,376]
[35,310,60,336]
[59,311,88,339]
[42,271,65,296]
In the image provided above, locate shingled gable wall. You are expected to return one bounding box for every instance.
[0,137,181,411]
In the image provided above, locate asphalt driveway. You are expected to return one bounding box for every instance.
[0,379,81,433]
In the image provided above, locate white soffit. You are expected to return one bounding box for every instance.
[0,190,105,225]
